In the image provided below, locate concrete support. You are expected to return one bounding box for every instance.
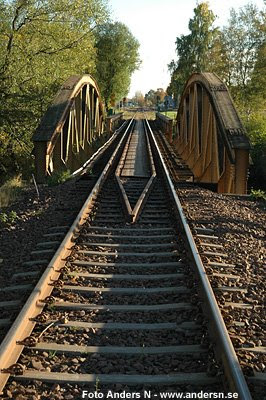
[33,142,49,183]
[235,149,249,194]
[217,153,235,194]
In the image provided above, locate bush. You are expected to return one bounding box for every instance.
[250,189,266,202]
[245,114,266,190]
[47,170,72,186]
[0,132,34,184]
[0,210,18,226]
[0,175,24,207]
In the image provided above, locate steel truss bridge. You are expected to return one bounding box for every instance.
[32,72,250,194]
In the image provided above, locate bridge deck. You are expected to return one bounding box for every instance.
[120,120,150,177]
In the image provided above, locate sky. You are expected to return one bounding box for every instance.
[109,0,265,98]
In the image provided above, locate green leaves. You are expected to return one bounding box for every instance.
[250,189,266,202]
[222,3,265,90]
[0,1,140,182]
[94,22,140,108]
[0,0,109,181]
[168,2,220,101]
[0,211,18,226]
[221,4,266,188]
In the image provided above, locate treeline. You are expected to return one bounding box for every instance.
[167,2,266,187]
[130,89,168,107]
[0,0,140,183]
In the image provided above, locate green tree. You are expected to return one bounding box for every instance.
[94,22,140,108]
[145,89,156,106]
[221,3,265,92]
[168,2,222,102]
[221,4,266,187]
[0,0,109,181]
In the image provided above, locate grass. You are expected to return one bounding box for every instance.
[48,350,57,359]
[161,111,177,119]
[122,110,156,120]
[143,111,156,120]
[47,169,72,186]
[95,376,100,392]
[0,210,18,227]
[0,175,24,208]
[250,189,266,201]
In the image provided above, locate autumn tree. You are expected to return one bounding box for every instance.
[221,3,265,111]
[221,4,265,91]
[155,88,167,103]
[144,88,167,106]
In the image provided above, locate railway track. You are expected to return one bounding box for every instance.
[0,122,126,343]
[0,117,263,399]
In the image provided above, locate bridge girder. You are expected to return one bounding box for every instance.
[173,72,250,194]
[32,75,121,183]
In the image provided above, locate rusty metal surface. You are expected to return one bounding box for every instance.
[72,119,129,178]
[172,72,250,193]
[184,73,250,150]
[33,75,104,143]
[32,74,113,182]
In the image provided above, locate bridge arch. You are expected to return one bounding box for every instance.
[174,72,250,193]
[32,75,107,182]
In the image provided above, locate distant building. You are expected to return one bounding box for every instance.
[164,95,176,109]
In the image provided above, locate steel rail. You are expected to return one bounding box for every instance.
[145,118,252,400]
[130,121,157,222]
[115,119,156,223]
[0,118,135,394]
[115,123,135,221]
[72,119,130,177]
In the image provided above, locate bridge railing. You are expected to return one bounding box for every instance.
[106,113,124,134]
[156,113,173,144]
